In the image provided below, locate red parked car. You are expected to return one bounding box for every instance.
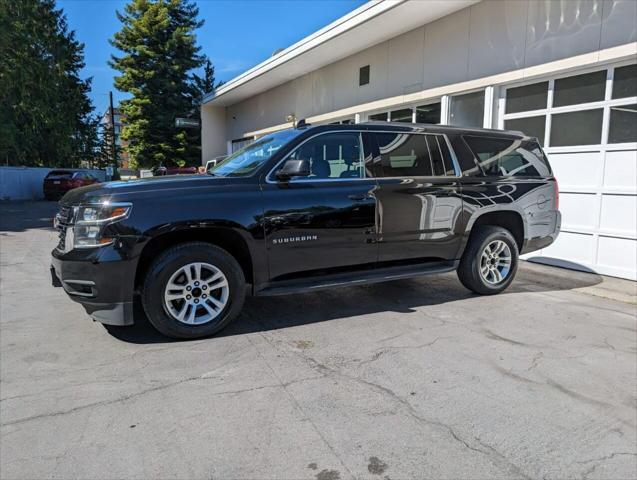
[43,170,101,201]
[153,166,198,176]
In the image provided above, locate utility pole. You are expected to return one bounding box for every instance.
[109,91,118,178]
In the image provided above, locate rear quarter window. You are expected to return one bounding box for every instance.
[463,135,552,177]
[46,171,73,179]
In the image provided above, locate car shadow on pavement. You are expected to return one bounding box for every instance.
[5,201,604,344]
[103,267,604,344]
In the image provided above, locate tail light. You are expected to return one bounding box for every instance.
[553,178,559,210]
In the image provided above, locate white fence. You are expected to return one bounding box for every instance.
[0,167,106,201]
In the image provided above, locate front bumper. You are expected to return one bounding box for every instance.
[51,242,138,326]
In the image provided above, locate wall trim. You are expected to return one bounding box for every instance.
[241,42,637,139]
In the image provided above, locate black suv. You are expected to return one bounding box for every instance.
[51,122,560,339]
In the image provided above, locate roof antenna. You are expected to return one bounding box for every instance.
[296,118,310,129]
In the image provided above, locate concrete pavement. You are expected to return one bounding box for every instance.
[1,201,636,479]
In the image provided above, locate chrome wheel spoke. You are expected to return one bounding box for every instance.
[192,263,202,282]
[207,296,225,310]
[201,300,216,316]
[165,292,185,301]
[492,268,503,283]
[208,278,228,290]
[175,302,189,322]
[186,304,197,324]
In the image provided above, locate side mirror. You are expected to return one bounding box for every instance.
[276,159,311,181]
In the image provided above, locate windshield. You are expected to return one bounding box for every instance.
[209,129,300,177]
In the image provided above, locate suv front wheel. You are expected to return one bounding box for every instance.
[142,242,246,339]
[457,226,519,295]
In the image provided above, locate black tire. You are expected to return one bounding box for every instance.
[457,225,519,295]
[141,242,245,339]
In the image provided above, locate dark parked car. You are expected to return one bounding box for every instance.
[44,170,101,201]
[51,122,560,339]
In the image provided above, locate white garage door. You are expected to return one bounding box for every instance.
[499,62,637,280]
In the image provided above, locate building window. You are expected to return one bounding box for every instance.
[501,63,637,147]
[612,64,637,99]
[390,108,412,123]
[553,70,606,107]
[231,137,254,153]
[504,115,546,142]
[449,91,485,128]
[415,102,441,124]
[359,65,370,86]
[369,112,388,121]
[608,104,637,144]
[505,82,548,114]
[550,109,604,146]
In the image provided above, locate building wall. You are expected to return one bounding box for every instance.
[205,0,637,280]
[223,0,637,140]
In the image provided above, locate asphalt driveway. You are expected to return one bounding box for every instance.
[1,201,636,480]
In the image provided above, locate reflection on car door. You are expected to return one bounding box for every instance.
[372,132,464,263]
[260,131,379,282]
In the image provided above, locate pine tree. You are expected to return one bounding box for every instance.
[0,0,98,167]
[95,121,118,170]
[193,58,224,99]
[110,0,205,169]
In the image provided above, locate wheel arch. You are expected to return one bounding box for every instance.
[464,209,526,253]
[134,226,255,291]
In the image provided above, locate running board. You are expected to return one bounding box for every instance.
[255,261,457,297]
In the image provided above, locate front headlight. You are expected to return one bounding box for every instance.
[71,202,132,249]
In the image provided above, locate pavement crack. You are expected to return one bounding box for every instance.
[274,337,531,480]
[578,452,637,479]
[247,332,355,480]
[0,371,320,427]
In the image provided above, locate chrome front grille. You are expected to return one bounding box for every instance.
[55,206,74,251]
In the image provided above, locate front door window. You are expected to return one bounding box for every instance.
[288,132,366,179]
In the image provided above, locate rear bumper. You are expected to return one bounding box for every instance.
[521,210,561,255]
[51,244,138,326]
[43,185,71,198]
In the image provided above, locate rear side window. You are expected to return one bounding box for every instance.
[463,135,552,177]
[46,170,73,179]
[375,133,455,177]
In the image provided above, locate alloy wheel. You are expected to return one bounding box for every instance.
[163,262,230,325]
[479,240,512,285]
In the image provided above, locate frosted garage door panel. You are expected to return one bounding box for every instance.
[603,150,637,189]
[597,236,637,280]
[600,195,637,235]
[548,151,601,188]
[559,193,597,230]
[541,231,594,265]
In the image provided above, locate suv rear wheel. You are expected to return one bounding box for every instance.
[457,226,519,295]
[142,242,245,339]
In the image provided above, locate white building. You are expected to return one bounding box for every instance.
[201,0,637,280]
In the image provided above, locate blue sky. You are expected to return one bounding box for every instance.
[57,0,367,115]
